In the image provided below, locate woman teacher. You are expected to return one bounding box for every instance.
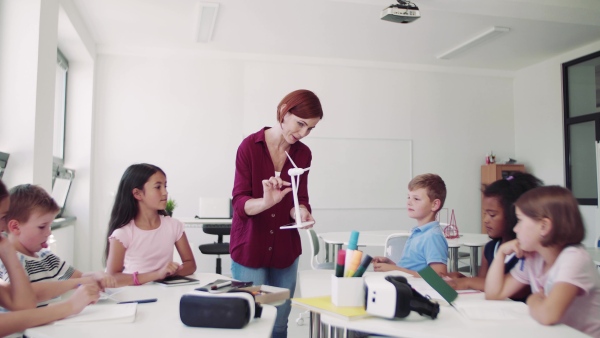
[231,89,323,338]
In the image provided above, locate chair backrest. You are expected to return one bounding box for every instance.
[384,233,410,264]
[306,229,321,269]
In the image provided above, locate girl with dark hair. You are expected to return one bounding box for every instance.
[448,172,542,292]
[105,163,196,285]
[231,89,323,338]
[486,186,600,336]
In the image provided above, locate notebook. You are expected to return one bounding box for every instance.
[55,303,137,325]
[292,296,369,321]
[417,265,458,305]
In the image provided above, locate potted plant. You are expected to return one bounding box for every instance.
[165,198,177,217]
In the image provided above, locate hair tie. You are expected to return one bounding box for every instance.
[506,176,514,181]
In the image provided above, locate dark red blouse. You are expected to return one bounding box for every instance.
[231,127,312,268]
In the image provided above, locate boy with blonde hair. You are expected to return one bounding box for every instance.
[0,179,100,337]
[372,173,448,276]
[0,184,115,288]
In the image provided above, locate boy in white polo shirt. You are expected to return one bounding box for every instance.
[372,173,448,276]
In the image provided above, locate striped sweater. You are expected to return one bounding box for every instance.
[0,248,75,283]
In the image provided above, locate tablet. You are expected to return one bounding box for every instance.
[155,275,200,287]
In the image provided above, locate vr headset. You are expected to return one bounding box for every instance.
[180,289,263,329]
[364,275,439,319]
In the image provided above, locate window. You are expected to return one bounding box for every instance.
[54,49,68,164]
[563,50,600,205]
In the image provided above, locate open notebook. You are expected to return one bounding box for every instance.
[415,266,458,305]
[54,303,137,325]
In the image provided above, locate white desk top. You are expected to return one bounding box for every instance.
[24,273,276,338]
[178,217,232,226]
[320,297,586,338]
[319,230,410,247]
[319,230,490,248]
[299,273,584,338]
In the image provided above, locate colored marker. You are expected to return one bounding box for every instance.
[344,231,360,276]
[335,250,346,277]
[352,254,373,277]
[345,250,363,277]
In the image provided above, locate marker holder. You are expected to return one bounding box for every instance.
[331,275,364,307]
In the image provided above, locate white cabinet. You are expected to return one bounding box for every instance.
[49,222,75,265]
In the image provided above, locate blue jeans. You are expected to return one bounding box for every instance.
[231,258,299,338]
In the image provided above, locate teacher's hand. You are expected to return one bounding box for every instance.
[262,176,292,209]
[293,207,315,229]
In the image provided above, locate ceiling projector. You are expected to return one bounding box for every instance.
[381,0,420,24]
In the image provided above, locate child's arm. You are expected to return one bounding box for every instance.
[173,232,196,277]
[372,261,419,277]
[448,252,490,291]
[106,238,178,285]
[0,236,37,310]
[485,239,526,299]
[0,284,100,337]
[429,263,447,276]
[526,283,579,325]
[70,269,118,289]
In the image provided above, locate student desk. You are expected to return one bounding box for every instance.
[24,273,277,338]
[294,272,585,338]
[319,295,587,338]
[318,230,490,274]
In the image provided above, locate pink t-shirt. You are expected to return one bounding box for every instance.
[109,215,184,274]
[511,245,600,336]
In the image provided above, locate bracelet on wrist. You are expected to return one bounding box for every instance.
[132,271,141,286]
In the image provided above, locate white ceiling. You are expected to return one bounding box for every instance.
[72,0,600,71]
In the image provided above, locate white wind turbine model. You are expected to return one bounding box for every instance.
[280,151,315,229]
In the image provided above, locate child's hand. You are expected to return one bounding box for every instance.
[90,272,117,289]
[371,256,392,264]
[158,262,181,279]
[373,262,397,272]
[498,239,523,258]
[67,284,100,315]
[447,277,470,290]
[526,287,546,305]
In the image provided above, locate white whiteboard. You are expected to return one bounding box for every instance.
[301,137,412,209]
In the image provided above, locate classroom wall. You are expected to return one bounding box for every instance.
[89,54,515,272]
[514,39,600,248]
[0,0,59,191]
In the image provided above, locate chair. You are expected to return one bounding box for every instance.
[198,224,230,274]
[384,233,410,263]
[306,229,335,270]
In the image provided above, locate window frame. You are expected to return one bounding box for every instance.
[53,49,69,166]
[562,50,600,205]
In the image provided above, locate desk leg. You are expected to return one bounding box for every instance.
[448,247,458,273]
[469,246,479,277]
[310,311,321,338]
[332,327,348,338]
